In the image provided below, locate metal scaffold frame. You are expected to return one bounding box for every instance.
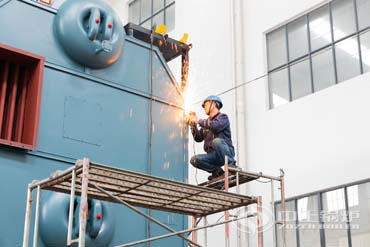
[22,157,286,247]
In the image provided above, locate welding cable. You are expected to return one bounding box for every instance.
[191,72,270,106]
[147,24,155,247]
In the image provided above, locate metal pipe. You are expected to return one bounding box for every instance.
[280,171,286,247]
[0,62,9,137]
[89,182,201,247]
[28,160,83,189]
[257,196,263,247]
[271,179,276,247]
[224,156,230,247]
[114,213,256,247]
[227,168,281,181]
[204,216,208,247]
[32,186,41,247]
[192,216,197,247]
[236,170,241,247]
[22,186,33,247]
[78,158,90,247]
[67,169,77,245]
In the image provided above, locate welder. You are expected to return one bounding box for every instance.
[185,95,237,181]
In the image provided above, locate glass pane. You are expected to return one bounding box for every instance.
[141,20,151,29]
[152,11,164,27]
[335,36,361,82]
[141,0,152,21]
[276,201,298,247]
[268,68,290,108]
[357,0,370,30]
[267,27,288,70]
[166,0,175,5]
[312,47,336,91]
[348,183,370,247]
[298,196,321,247]
[309,4,332,51]
[129,0,140,24]
[288,16,309,61]
[153,0,164,13]
[322,189,349,247]
[290,58,312,100]
[360,30,370,72]
[332,0,357,41]
[165,4,175,32]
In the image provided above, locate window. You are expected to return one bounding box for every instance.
[0,44,44,150]
[275,180,370,247]
[129,0,175,32]
[267,0,370,109]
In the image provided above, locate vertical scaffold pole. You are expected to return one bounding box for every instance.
[78,158,90,247]
[32,185,41,247]
[192,216,197,247]
[257,196,263,247]
[67,169,77,245]
[22,186,33,247]
[280,170,286,247]
[271,179,276,247]
[224,156,230,247]
[204,216,208,247]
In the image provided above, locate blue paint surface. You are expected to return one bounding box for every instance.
[0,1,188,246]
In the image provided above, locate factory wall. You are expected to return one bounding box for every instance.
[242,0,370,246]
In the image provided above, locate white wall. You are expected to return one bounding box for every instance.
[243,0,370,246]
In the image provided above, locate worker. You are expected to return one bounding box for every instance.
[185,95,236,181]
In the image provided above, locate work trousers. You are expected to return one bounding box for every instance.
[190,138,235,173]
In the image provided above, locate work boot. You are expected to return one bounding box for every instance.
[208,168,225,181]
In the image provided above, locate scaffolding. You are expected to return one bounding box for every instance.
[22,158,286,247]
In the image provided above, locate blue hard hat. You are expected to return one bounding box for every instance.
[202,95,223,109]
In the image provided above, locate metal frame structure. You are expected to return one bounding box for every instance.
[22,157,278,247]
[198,160,287,247]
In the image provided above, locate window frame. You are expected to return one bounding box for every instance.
[129,0,175,31]
[267,0,370,109]
[274,177,370,247]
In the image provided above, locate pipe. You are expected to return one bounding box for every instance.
[257,196,263,247]
[67,169,77,245]
[90,182,201,247]
[114,214,256,247]
[224,156,230,247]
[22,186,33,247]
[32,185,41,247]
[192,216,197,247]
[271,180,276,247]
[78,158,90,247]
[280,171,286,247]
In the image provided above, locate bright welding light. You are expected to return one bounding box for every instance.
[183,90,195,114]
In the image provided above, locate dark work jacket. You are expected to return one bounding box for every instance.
[191,112,235,153]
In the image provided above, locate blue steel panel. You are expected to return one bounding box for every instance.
[37,67,150,173]
[0,1,188,246]
[0,0,84,71]
[63,96,103,146]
